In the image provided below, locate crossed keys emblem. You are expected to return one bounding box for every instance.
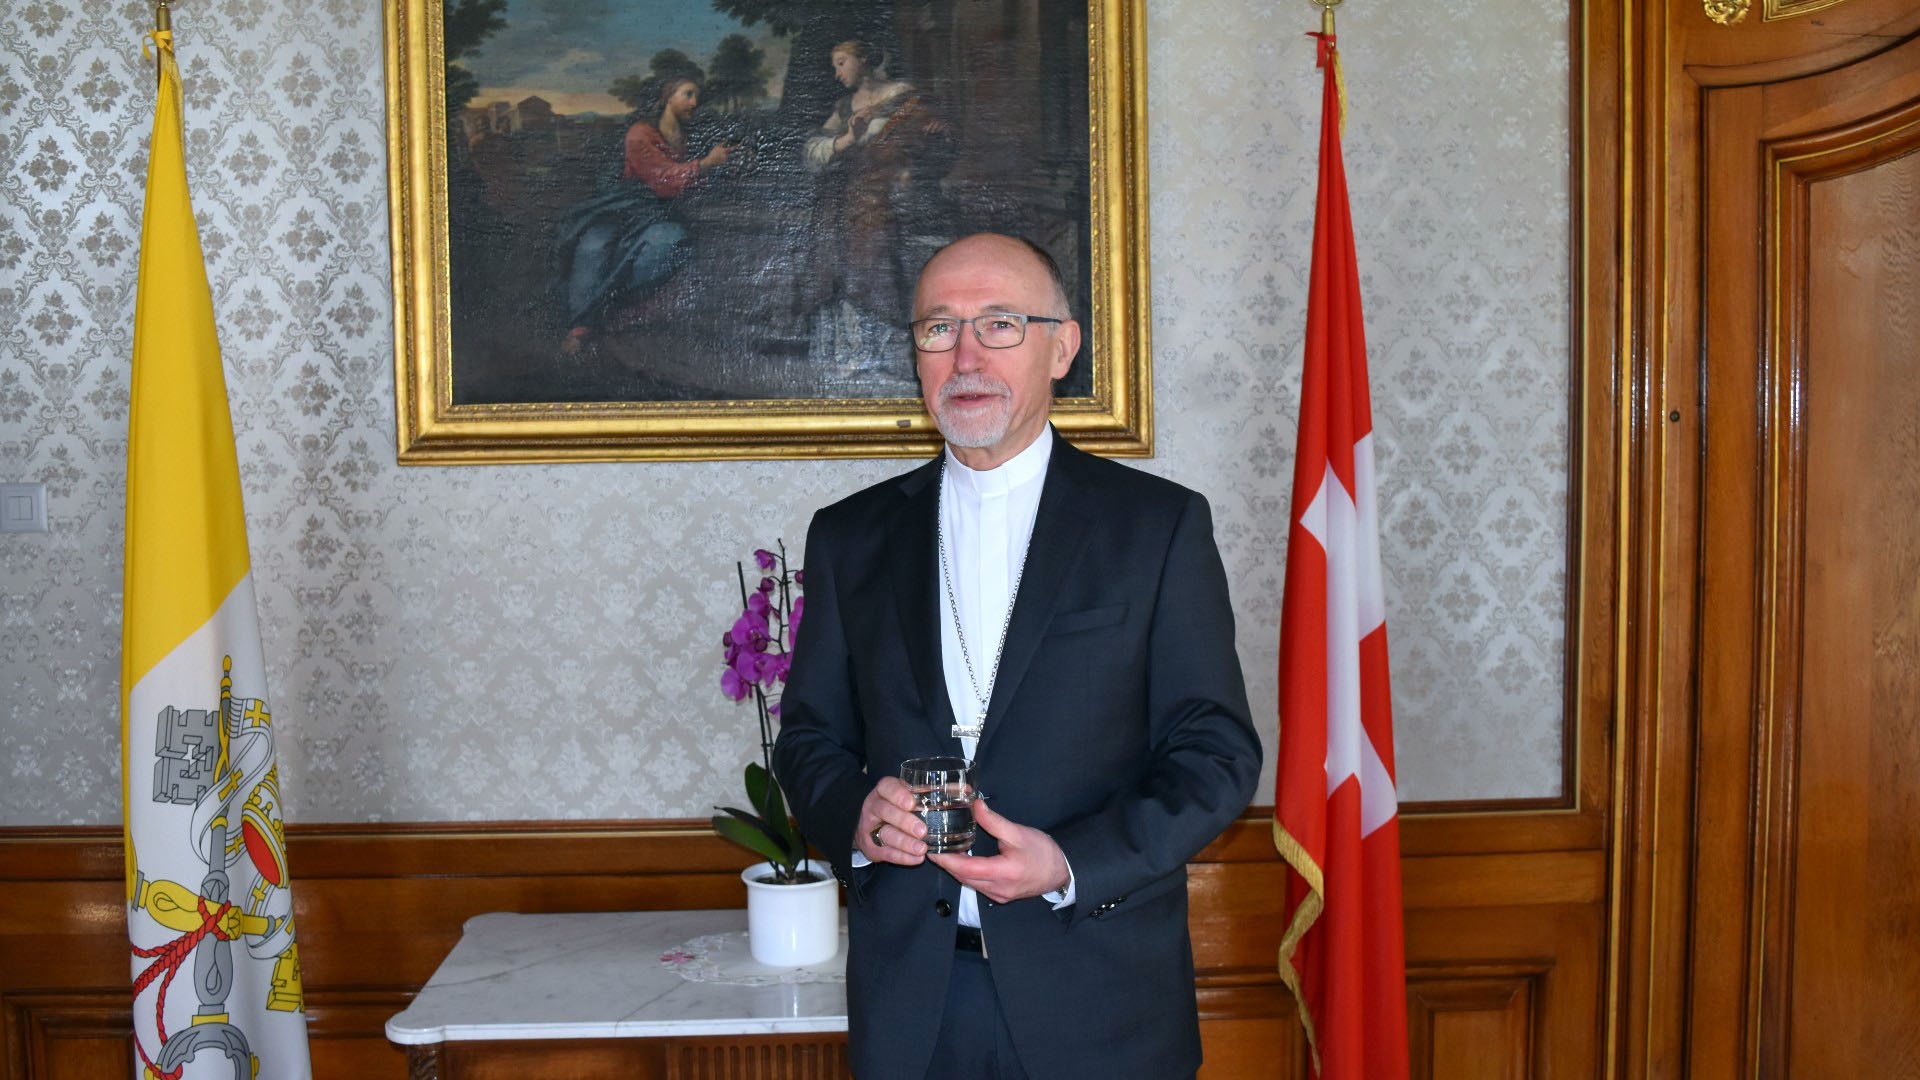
[127,656,302,1080]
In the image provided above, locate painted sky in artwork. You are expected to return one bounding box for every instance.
[462,0,789,115]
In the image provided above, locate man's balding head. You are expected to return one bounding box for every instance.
[911,234,1081,470]
[915,234,1072,321]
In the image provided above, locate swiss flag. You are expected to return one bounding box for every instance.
[1273,31,1410,1080]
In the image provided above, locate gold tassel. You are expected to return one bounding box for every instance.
[1332,41,1347,139]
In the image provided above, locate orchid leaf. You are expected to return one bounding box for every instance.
[765,785,804,864]
[745,763,803,863]
[712,812,793,870]
[744,762,772,815]
[715,805,784,847]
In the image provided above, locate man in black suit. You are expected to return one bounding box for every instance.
[774,233,1261,1079]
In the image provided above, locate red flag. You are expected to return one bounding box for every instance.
[1273,31,1409,1080]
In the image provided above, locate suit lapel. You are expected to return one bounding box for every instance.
[888,459,958,745]
[976,432,1093,759]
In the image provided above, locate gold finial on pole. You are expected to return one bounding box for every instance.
[150,0,173,84]
[1307,0,1347,136]
[1311,0,1341,36]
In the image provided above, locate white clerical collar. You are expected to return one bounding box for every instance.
[942,426,1053,496]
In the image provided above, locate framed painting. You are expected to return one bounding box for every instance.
[384,0,1151,463]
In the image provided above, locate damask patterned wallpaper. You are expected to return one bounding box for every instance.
[0,0,1567,825]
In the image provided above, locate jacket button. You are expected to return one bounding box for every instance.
[934,899,953,918]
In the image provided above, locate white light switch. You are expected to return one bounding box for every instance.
[0,483,47,533]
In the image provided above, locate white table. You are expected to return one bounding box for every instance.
[386,909,850,1079]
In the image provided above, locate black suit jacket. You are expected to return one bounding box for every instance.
[773,431,1261,1079]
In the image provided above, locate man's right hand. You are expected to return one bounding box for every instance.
[856,776,927,864]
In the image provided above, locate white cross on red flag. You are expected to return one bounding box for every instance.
[1273,30,1410,1080]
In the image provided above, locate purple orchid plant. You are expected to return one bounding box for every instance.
[713,542,815,884]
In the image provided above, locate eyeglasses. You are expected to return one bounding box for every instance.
[909,313,1064,352]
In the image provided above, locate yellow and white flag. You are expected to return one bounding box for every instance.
[121,28,311,1080]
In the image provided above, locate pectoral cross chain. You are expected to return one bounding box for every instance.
[939,460,1027,744]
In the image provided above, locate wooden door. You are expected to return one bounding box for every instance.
[1628,2,1920,1075]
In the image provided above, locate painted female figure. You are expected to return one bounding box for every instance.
[551,77,733,353]
[801,40,954,322]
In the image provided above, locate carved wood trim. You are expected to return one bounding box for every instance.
[668,1035,852,1079]
[1704,0,1753,27]
[1407,970,1541,1078]
[2,990,130,1080]
[1764,0,1853,21]
[0,806,1605,878]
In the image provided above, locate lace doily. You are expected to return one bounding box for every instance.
[658,930,848,986]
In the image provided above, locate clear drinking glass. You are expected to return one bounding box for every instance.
[900,756,976,854]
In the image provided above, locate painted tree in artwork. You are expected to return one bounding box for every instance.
[708,0,896,120]
[606,74,651,111]
[608,51,708,112]
[706,34,768,113]
[649,49,707,86]
[443,0,506,116]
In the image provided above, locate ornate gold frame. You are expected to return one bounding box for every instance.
[383,0,1152,464]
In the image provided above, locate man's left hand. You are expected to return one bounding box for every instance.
[927,798,1070,904]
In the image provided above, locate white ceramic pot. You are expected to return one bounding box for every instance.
[741,859,839,967]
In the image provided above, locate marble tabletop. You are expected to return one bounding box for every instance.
[385,909,849,1045]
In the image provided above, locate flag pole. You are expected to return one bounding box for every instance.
[1311,0,1339,36]
[1307,0,1347,138]
[125,1,315,1070]
[1276,0,1410,1073]
[152,1,171,87]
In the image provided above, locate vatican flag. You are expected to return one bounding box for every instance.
[121,26,312,1080]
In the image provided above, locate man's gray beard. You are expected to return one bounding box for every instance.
[933,376,1011,448]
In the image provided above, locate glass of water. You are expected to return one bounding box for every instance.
[900,756,976,854]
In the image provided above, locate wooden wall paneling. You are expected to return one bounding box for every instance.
[287,823,755,991]
[1408,903,1601,1080]
[1615,0,1920,1075]
[0,839,133,1080]
[1785,121,1920,1078]
[1,991,129,1080]
[1406,848,1605,1079]
[1729,47,1920,1076]
[434,1037,671,1079]
[665,1035,853,1080]
[1605,0,1708,1066]
[1194,1017,1308,1080]
[3,814,1611,1080]
[1599,0,1690,1063]
[1408,974,1536,1080]
[308,990,416,1079]
[1687,68,1771,1080]
[1188,853,1304,1079]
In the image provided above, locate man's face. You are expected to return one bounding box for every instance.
[668,82,699,120]
[913,235,1080,470]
